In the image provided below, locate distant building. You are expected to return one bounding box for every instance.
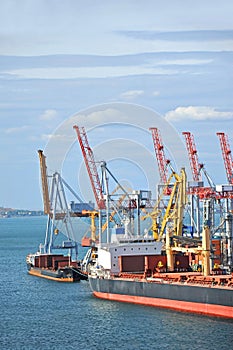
[70,201,95,212]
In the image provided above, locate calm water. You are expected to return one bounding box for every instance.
[0,217,232,350]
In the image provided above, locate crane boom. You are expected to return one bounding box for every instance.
[38,150,50,215]
[149,127,170,184]
[182,132,216,199]
[73,125,105,209]
[216,132,233,184]
[182,132,201,182]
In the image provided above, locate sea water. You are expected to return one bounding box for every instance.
[0,217,232,350]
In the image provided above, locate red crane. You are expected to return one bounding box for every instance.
[182,132,202,182]
[73,125,105,209]
[182,131,215,199]
[216,132,233,185]
[149,127,170,184]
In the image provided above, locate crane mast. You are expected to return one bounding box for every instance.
[38,150,51,215]
[216,132,233,185]
[73,125,105,210]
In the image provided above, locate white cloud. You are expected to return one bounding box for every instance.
[120,90,144,100]
[39,109,58,121]
[154,59,213,66]
[5,125,30,134]
[152,91,160,97]
[164,106,233,122]
[4,66,179,79]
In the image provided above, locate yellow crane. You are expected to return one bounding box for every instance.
[81,210,99,246]
[38,150,51,215]
[160,167,187,238]
[142,168,186,240]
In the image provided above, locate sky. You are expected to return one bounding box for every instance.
[0,0,233,210]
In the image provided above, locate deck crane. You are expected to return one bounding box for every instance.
[216,132,233,185]
[73,125,105,210]
[80,210,99,247]
[160,168,187,238]
[146,167,190,272]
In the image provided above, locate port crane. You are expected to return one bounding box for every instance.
[146,128,188,241]
[216,132,233,185]
[160,168,187,238]
[182,132,202,182]
[216,132,233,268]
[38,150,51,215]
[182,131,216,198]
[182,131,218,238]
[38,150,81,258]
[73,125,105,210]
[74,126,147,243]
[149,127,170,185]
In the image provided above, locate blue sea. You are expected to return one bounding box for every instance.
[0,217,232,350]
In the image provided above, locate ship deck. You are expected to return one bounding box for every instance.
[115,271,233,289]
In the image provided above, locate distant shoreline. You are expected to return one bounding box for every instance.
[0,207,44,218]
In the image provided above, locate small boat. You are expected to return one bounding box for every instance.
[26,252,88,282]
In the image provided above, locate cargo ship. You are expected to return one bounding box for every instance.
[88,236,233,318]
[72,125,233,317]
[26,252,88,282]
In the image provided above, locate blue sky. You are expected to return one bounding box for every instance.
[0,0,233,210]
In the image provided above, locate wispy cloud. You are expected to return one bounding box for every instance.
[164,106,233,122]
[4,66,180,79]
[148,58,213,66]
[120,30,233,42]
[120,90,144,100]
[5,125,30,134]
[39,109,59,121]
